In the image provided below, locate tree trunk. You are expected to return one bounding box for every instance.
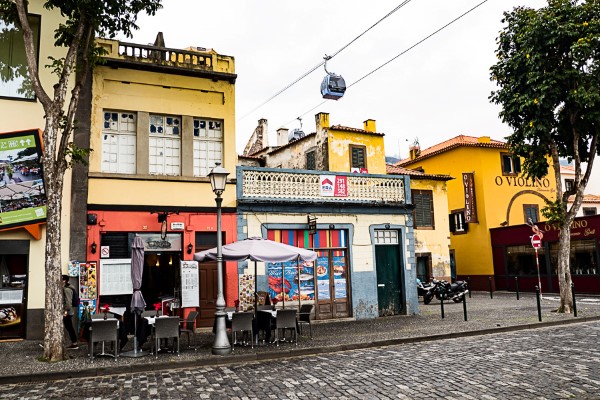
[42,125,67,361]
[557,223,573,313]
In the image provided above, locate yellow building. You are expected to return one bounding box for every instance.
[77,35,238,327]
[396,135,556,289]
[0,2,71,339]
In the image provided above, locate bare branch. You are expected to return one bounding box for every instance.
[13,0,51,107]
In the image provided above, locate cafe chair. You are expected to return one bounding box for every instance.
[297,304,314,338]
[180,311,199,350]
[231,312,254,350]
[256,309,274,344]
[89,319,119,361]
[142,310,161,318]
[275,309,297,346]
[257,305,272,311]
[152,316,180,358]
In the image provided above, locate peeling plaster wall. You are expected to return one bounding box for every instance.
[263,136,318,170]
[327,130,386,174]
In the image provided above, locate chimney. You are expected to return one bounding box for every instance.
[409,145,421,160]
[315,112,330,131]
[478,136,491,144]
[363,119,376,133]
[276,127,289,146]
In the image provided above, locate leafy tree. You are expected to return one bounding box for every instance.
[0,0,162,361]
[490,0,600,312]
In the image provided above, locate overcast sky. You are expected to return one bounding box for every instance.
[126,0,547,158]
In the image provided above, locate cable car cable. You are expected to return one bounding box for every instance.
[279,0,489,128]
[237,0,413,121]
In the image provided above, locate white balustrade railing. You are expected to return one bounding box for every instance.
[240,169,405,203]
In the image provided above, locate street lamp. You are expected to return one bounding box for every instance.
[208,162,231,355]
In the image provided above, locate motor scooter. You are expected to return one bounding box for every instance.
[423,279,468,305]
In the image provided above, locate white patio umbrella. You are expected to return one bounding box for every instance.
[194,237,317,310]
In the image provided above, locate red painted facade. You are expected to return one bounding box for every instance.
[490,215,600,294]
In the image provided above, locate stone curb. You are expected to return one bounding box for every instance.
[4,315,599,385]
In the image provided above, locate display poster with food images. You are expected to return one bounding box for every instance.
[79,262,97,306]
[297,260,315,301]
[68,260,79,277]
[238,274,254,311]
[316,256,330,300]
[267,261,298,302]
[0,302,22,338]
[332,256,347,299]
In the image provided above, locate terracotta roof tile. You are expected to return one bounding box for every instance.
[396,135,507,166]
[386,164,453,181]
[568,194,600,203]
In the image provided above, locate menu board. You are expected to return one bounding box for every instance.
[316,257,330,300]
[79,262,97,300]
[0,289,23,305]
[99,259,133,295]
[239,274,255,311]
[180,261,199,308]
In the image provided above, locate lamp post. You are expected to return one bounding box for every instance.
[208,162,231,355]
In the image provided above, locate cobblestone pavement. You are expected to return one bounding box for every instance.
[2,321,600,399]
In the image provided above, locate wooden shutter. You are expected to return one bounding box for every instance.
[351,146,365,168]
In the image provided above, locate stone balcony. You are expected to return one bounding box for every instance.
[237,166,408,206]
[96,39,236,82]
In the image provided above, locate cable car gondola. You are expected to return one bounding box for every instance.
[320,56,346,100]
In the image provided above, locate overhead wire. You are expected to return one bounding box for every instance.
[279,0,490,128]
[237,0,413,122]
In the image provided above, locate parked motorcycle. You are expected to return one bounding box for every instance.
[416,278,433,297]
[423,279,468,305]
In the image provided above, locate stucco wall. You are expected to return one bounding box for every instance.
[327,130,386,174]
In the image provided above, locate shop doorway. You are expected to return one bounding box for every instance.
[416,253,432,283]
[142,252,181,308]
[0,251,28,339]
[374,230,404,316]
[195,232,223,327]
[315,249,350,319]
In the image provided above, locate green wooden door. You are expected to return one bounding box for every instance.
[375,244,402,316]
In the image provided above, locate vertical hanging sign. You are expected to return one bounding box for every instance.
[463,172,478,223]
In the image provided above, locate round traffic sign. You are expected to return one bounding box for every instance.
[531,234,542,249]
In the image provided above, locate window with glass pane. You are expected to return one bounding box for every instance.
[413,190,434,228]
[550,240,598,275]
[149,114,181,175]
[0,14,40,99]
[374,230,398,244]
[523,204,539,224]
[501,153,521,175]
[583,207,597,216]
[101,111,136,174]
[193,118,222,177]
[506,245,547,275]
[306,151,316,170]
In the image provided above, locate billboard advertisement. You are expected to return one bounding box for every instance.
[0,130,46,230]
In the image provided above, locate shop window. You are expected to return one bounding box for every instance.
[550,239,598,275]
[193,118,223,177]
[101,111,137,174]
[449,210,468,234]
[100,232,134,258]
[583,207,597,216]
[350,145,366,169]
[149,114,181,176]
[413,190,434,229]
[0,13,40,100]
[306,151,316,170]
[523,204,539,224]
[374,229,399,244]
[506,245,547,276]
[501,153,521,175]
[565,179,574,192]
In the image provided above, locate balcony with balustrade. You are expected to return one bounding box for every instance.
[96,38,236,82]
[237,166,409,210]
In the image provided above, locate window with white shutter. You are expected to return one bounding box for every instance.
[101,111,137,174]
[149,114,181,176]
[192,118,223,177]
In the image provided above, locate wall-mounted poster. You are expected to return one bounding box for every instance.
[316,256,330,300]
[239,274,254,311]
[180,261,199,308]
[0,129,47,231]
[79,262,97,301]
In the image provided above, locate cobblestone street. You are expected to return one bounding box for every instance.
[3,320,600,399]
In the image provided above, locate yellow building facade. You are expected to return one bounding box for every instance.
[397,135,556,289]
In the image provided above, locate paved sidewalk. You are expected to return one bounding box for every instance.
[1,291,599,384]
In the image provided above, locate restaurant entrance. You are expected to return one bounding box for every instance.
[0,243,28,339]
[315,249,350,319]
[142,252,181,308]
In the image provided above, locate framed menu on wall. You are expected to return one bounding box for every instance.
[99,259,133,296]
[180,261,199,308]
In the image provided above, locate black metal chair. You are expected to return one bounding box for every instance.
[231,312,254,350]
[89,319,119,361]
[180,311,198,350]
[275,309,297,346]
[142,310,161,318]
[297,304,314,338]
[152,316,180,358]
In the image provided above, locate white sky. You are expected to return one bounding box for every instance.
[126,0,547,158]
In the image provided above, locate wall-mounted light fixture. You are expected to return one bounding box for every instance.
[385,223,390,229]
[91,242,97,254]
[329,224,335,230]
[187,243,193,254]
